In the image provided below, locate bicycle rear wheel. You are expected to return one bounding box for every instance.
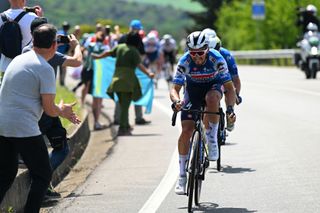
[217,108,224,171]
[187,130,200,212]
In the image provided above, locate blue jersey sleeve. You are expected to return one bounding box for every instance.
[172,52,189,86]
[210,52,232,84]
[219,47,238,78]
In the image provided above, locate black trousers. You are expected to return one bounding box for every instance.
[0,135,52,213]
[38,113,69,170]
[39,113,67,151]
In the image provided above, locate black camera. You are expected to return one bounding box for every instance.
[24,6,37,14]
[57,35,70,44]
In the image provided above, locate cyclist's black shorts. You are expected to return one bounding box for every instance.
[163,50,176,65]
[181,83,222,121]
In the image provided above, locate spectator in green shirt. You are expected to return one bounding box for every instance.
[92,32,154,136]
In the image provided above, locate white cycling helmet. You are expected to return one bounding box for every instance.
[163,34,172,40]
[306,4,317,16]
[202,28,217,38]
[209,36,221,50]
[186,31,209,50]
[307,22,318,32]
[146,32,158,43]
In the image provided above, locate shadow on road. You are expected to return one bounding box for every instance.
[221,165,256,174]
[41,199,60,208]
[129,133,162,137]
[179,202,257,212]
[222,142,238,146]
[65,192,103,198]
[209,165,256,174]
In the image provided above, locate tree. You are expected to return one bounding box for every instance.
[187,0,233,32]
[217,0,320,50]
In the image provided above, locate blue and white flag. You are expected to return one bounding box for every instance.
[92,57,154,114]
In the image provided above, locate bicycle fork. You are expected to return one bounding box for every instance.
[199,135,210,181]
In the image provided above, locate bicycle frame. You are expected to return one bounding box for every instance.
[171,107,220,212]
[186,109,209,178]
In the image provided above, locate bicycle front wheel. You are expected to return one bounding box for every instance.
[187,130,200,212]
[194,137,203,206]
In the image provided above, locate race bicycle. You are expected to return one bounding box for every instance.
[171,105,224,212]
[161,60,173,89]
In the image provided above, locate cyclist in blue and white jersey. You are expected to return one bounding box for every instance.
[143,31,163,87]
[170,31,236,195]
[204,28,242,131]
[160,34,177,78]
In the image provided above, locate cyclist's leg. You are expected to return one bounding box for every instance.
[205,87,222,161]
[175,93,195,195]
[157,51,164,76]
[179,120,194,173]
[175,118,194,195]
[169,51,176,73]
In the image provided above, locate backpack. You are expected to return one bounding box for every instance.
[0,11,27,59]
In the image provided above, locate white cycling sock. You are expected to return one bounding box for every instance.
[179,155,188,177]
[206,122,219,144]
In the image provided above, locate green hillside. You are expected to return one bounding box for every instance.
[27,0,195,41]
[124,0,204,12]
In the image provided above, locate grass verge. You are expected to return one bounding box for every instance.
[55,84,82,129]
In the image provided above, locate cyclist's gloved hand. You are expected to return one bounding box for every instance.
[226,105,235,116]
[171,100,183,112]
[236,93,242,105]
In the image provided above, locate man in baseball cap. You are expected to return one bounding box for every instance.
[130,19,143,30]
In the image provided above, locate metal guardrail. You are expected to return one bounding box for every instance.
[230,49,297,59]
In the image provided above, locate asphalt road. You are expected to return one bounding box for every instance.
[50,65,320,213]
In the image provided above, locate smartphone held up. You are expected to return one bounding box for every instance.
[57,35,70,44]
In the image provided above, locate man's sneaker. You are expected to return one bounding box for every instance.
[175,176,187,195]
[94,122,108,131]
[117,128,132,136]
[208,141,219,161]
[135,118,151,125]
[44,186,61,201]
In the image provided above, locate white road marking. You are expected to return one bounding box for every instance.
[138,99,180,213]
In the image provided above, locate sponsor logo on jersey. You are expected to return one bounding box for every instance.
[209,55,216,63]
[216,62,227,73]
[177,65,186,73]
[190,73,215,79]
